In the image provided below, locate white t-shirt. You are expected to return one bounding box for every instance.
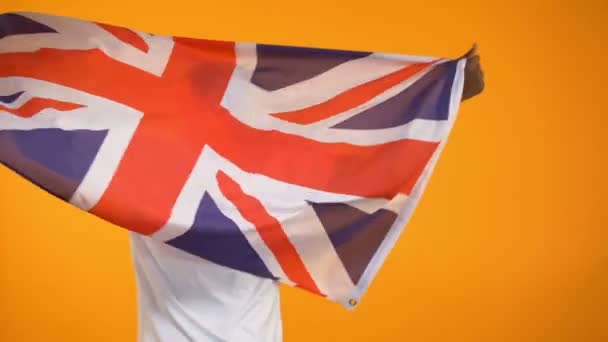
[129,232,283,342]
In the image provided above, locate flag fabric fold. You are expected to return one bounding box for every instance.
[0,11,466,308]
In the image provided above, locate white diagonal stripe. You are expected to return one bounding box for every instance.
[224,46,450,145]
[0,77,142,210]
[1,12,174,76]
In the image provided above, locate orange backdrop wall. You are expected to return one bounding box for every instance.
[0,1,605,341]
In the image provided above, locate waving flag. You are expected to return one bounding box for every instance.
[0,12,466,308]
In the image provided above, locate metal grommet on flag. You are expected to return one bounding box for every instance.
[348,299,358,307]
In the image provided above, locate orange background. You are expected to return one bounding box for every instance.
[0,1,605,341]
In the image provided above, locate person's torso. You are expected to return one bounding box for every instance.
[129,232,283,342]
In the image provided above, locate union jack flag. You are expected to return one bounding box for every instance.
[0,12,466,308]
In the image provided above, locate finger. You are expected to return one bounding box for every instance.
[458,43,478,60]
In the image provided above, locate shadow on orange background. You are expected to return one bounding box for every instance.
[0,1,605,341]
